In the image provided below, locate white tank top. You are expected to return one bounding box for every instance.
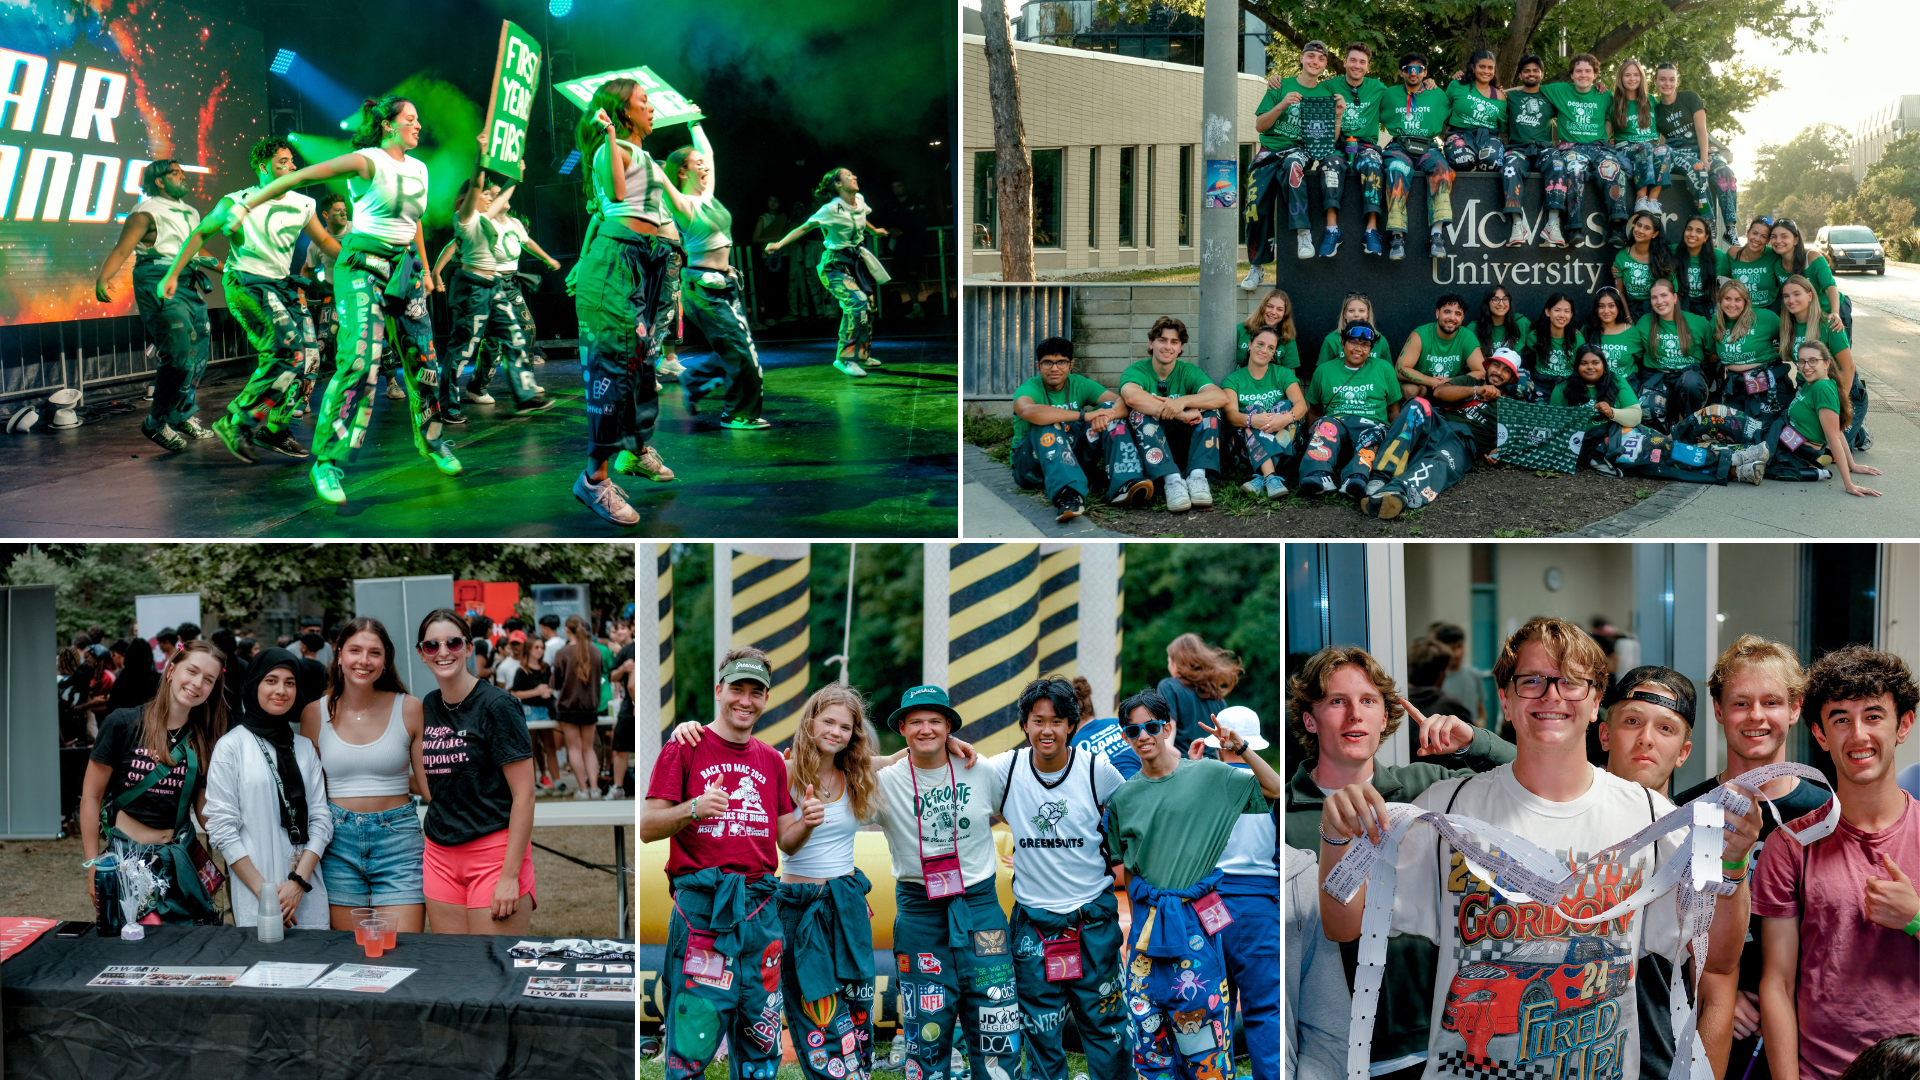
[348,148,429,246]
[132,196,201,258]
[999,748,1117,914]
[492,216,527,272]
[454,212,501,273]
[315,693,412,798]
[778,780,860,879]
[223,186,315,278]
[591,138,663,225]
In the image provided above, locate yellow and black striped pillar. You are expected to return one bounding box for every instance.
[1035,544,1082,680]
[715,544,811,749]
[638,544,674,778]
[927,544,1045,754]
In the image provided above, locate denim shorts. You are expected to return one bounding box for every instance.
[319,802,426,906]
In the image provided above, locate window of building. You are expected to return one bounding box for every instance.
[1118,146,1135,247]
[1146,145,1156,248]
[1087,147,1099,249]
[1033,148,1063,249]
[973,151,997,249]
[1178,145,1192,247]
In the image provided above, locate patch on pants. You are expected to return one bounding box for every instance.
[671,993,721,1061]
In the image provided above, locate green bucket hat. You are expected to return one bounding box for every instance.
[887,684,963,732]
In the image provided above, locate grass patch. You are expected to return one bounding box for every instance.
[964,414,1014,464]
[1634,487,1653,500]
[1493,527,1544,538]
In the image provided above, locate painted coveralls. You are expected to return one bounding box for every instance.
[569,217,669,458]
[1557,143,1630,235]
[1010,891,1131,1080]
[1298,415,1386,493]
[810,195,881,361]
[1122,411,1223,482]
[1012,419,1146,504]
[1215,814,1282,1080]
[662,868,785,1080]
[1669,144,1739,231]
[222,268,319,438]
[776,871,877,1080]
[1365,395,1476,513]
[679,266,766,423]
[893,878,1019,1080]
[131,250,211,430]
[1125,871,1236,1080]
[471,272,543,404]
[312,232,451,469]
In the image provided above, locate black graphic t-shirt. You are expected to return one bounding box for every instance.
[89,707,202,831]
[422,680,534,846]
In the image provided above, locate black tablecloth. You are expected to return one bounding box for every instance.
[1,926,634,1080]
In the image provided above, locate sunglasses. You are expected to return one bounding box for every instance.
[1344,327,1379,343]
[417,637,468,654]
[1121,720,1169,739]
[1402,64,1425,73]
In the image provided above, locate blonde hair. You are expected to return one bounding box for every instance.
[1246,289,1296,344]
[790,683,883,824]
[1167,632,1242,700]
[1707,634,1807,707]
[1712,278,1755,346]
[1777,274,1828,365]
[1492,617,1607,691]
[1790,337,1851,432]
[1337,295,1377,340]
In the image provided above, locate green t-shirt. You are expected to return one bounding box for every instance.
[1598,324,1647,379]
[1480,314,1534,355]
[1780,254,1848,314]
[1678,247,1731,301]
[1257,77,1337,151]
[1506,88,1556,146]
[1726,247,1783,309]
[1307,358,1400,424]
[1108,757,1268,892]
[1636,311,1712,372]
[1714,308,1782,369]
[1654,90,1707,145]
[1221,364,1300,416]
[1550,373,1639,429]
[1382,84,1450,142]
[1011,372,1110,444]
[1445,81,1507,131]
[1329,76,1390,145]
[1410,322,1482,380]
[1786,377,1841,446]
[1531,328,1585,379]
[1317,329,1391,370]
[1541,82,1612,144]
[1613,247,1671,301]
[1615,97,1660,143]
[1781,316,1851,360]
[1236,322,1300,369]
[1121,358,1215,402]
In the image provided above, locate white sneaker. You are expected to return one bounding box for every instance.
[833,358,868,377]
[182,416,215,439]
[1186,469,1212,508]
[602,786,624,800]
[386,381,406,400]
[573,788,593,801]
[464,387,495,404]
[572,470,640,526]
[1296,230,1314,259]
[1239,264,1263,291]
[657,356,685,378]
[1164,473,1192,513]
[1537,215,1566,248]
[1730,442,1769,484]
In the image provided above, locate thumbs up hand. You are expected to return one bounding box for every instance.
[694,779,729,820]
[800,783,826,828]
[1864,855,1920,931]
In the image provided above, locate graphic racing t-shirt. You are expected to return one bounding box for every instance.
[646,728,795,878]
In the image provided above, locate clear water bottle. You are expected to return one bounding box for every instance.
[257,879,283,943]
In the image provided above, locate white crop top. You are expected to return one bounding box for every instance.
[492,215,526,272]
[778,782,860,879]
[664,126,733,255]
[454,212,502,273]
[132,196,200,258]
[590,138,663,225]
[807,193,871,251]
[315,693,412,798]
[223,186,315,278]
[348,148,429,246]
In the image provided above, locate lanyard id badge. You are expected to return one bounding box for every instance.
[1043,929,1083,982]
[683,929,731,987]
[1192,890,1234,935]
[1779,423,1809,452]
[913,755,965,900]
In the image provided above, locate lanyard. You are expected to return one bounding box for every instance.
[911,755,963,868]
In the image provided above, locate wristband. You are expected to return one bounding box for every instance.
[1318,826,1352,847]
[687,800,701,822]
[288,871,312,893]
[1907,912,1920,938]
[1722,854,1749,873]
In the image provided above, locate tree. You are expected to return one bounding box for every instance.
[1839,132,1920,259]
[5,545,161,645]
[1743,123,1855,233]
[982,0,1036,280]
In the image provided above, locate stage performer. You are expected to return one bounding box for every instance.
[766,167,892,378]
[226,95,460,506]
[160,138,341,464]
[477,186,561,399]
[565,79,677,526]
[91,160,216,452]
[658,123,768,428]
[301,194,353,415]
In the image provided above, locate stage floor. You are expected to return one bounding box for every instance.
[0,334,958,538]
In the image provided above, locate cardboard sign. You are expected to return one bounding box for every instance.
[480,21,542,181]
[557,65,703,129]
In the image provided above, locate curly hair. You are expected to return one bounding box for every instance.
[1286,645,1404,757]
[248,137,293,175]
[1149,315,1189,345]
[1707,634,1806,707]
[1803,645,1919,730]
[790,682,883,824]
[1167,633,1241,700]
[1491,617,1606,691]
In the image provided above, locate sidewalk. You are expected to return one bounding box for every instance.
[962,445,1130,538]
[1630,302,1920,537]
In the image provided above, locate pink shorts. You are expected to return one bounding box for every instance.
[423,830,537,909]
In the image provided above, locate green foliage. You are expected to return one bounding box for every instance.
[964,413,1015,464]
[1839,132,1920,259]
[670,543,715,727]
[4,545,161,645]
[1744,123,1856,234]
[1118,543,1281,750]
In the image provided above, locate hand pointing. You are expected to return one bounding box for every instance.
[1402,697,1474,756]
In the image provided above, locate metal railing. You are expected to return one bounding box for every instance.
[0,309,257,411]
[963,282,1074,399]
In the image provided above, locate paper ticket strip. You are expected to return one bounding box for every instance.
[1321,762,1841,1080]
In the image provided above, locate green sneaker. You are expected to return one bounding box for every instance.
[212,415,257,463]
[429,442,462,475]
[612,446,675,482]
[311,463,346,504]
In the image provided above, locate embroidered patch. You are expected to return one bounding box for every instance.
[972,929,1008,956]
[1040,432,1056,447]
[917,953,942,974]
[807,1029,826,1048]
[1145,448,1163,465]
[920,990,945,1013]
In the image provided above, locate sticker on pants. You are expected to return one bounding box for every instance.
[978,1004,1020,1033]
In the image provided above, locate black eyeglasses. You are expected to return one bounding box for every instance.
[418,637,468,654]
[1511,675,1593,700]
[1036,358,1072,367]
[1121,720,1169,739]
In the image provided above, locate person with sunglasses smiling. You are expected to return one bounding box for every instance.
[413,608,537,934]
[1381,52,1456,261]
[1106,687,1281,1080]
[1301,321,1402,499]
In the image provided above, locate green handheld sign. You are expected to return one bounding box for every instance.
[557,65,703,130]
[482,20,542,181]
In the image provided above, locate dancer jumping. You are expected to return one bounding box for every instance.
[159,138,342,464]
[566,78,676,526]
[226,96,459,505]
[658,123,767,428]
[766,168,890,378]
[91,160,217,451]
[475,186,561,399]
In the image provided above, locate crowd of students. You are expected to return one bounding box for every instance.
[1285,623,1920,1080]
[1010,235,1875,522]
[641,632,1283,1080]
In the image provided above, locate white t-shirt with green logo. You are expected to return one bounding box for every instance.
[131,195,201,259]
[222,187,315,279]
[874,755,1008,889]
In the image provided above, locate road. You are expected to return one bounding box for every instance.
[1842,261,1920,404]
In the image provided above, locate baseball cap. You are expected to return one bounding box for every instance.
[887,684,962,732]
[508,630,528,644]
[1487,348,1523,378]
[1204,705,1271,751]
[1302,39,1330,55]
[718,656,773,687]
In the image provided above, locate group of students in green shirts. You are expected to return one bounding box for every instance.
[1241,40,1745,284]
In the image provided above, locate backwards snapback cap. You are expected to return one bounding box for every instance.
[1488,348,1523,378]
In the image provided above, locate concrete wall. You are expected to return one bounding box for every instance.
[1403,544,1474,649]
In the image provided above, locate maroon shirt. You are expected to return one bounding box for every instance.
[646,732,795,879]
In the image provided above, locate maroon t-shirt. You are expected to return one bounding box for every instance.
[645,732,795,879]
[1752,793,1920,1080]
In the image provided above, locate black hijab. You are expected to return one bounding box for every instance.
[238,648,310,848]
